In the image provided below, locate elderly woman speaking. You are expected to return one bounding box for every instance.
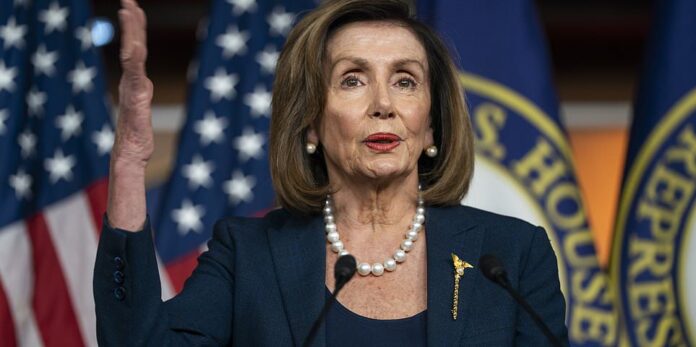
[94,0,569,345]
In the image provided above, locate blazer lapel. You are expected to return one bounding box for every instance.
[267,214,326,347]
[426,206,484,346]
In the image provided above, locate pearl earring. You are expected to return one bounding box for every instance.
[425,145,438,157]
[306,143,317,154]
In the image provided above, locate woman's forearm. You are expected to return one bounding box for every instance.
[107,158,147,231]
[105,0,154,232]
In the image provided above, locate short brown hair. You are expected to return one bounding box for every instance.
[270,0,474,214]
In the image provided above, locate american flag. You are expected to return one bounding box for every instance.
[0,0,113,345]
[152,0,317,293]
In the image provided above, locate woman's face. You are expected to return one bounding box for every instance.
[308,21,433,185]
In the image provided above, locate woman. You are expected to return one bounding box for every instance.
[95,0,569,345]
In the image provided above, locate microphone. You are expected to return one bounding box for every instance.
[303,254,357,347]
[334,254,357,292]
[479,253,509,285]
[479,254,563,347]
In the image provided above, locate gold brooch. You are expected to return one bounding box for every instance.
[451,253,473,320]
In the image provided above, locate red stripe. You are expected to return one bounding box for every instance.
[0,279,17,347]
[85,178,109,236]
[165,250,201,293]
[26,214,85,347]
[161,208,271,292]
[252,207,273,218]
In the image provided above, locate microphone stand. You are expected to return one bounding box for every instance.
[303,255,356,347]
[480,254,563,347]
[495,275,563,347]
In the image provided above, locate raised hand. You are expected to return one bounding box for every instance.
[113,0,153,166]
[106,0,153,231]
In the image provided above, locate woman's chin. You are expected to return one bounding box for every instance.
[359,162,414,182]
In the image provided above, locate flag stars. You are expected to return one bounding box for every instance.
[92,124,114,155]
[68,61,96,93]
[227,0,257,15]
[39,1,69,33]
[204,68,238,101]
[182,155,215,190]
[224,171,256,205]
[27,88,47,117]
[33,45,58,76]
[75,26,92,50]
[256,45,279,74]
[216,26,249,58]
[244,85,271,117]
[233,127,265,162]
[0,61,18,92]
[56,105,83,140]
[45,149,76,183]
[172,200,205,235]
[9,169,32,199]
[18,129,36,157]
[194,111,228,145]
[267,7,295,36]
[0,17,27,50]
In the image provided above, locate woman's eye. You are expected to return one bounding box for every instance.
[340,75,362,88]
[397,78,417,89]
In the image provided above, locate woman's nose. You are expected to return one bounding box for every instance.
[369,83,395,119]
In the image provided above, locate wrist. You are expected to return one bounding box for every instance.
[107,159,147,232]
[110,155,148,175]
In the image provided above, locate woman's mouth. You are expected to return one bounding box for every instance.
[363,133,401,152]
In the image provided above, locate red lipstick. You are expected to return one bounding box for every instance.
[363,132,401,152]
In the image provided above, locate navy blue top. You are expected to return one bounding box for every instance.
[94,206,570,345]
[325,288,427,346]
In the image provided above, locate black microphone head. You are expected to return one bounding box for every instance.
[479,254,508,284]
[335,254,357,284]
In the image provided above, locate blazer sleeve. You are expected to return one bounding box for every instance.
[93,216,235,346]
[514,226,570,346]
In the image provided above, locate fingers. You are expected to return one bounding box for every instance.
[118,10,132,58]
[135,5,147,46]
[123,0,147,46]
[119,0,148,74]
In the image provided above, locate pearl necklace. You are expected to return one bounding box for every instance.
[322,192,425,277]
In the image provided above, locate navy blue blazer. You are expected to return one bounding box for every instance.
[94,205,569,346]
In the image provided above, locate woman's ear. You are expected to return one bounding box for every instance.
[425,126,434,148]
[306,127,319,145]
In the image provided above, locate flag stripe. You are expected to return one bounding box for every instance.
[157,256,176,301]
[44,193,99,347]
[0,222,44,347]
[165,250,201,293]
[2,0,114,343]
[86,178,109,234]
[0,278,18,347]
[26,214,84,347]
